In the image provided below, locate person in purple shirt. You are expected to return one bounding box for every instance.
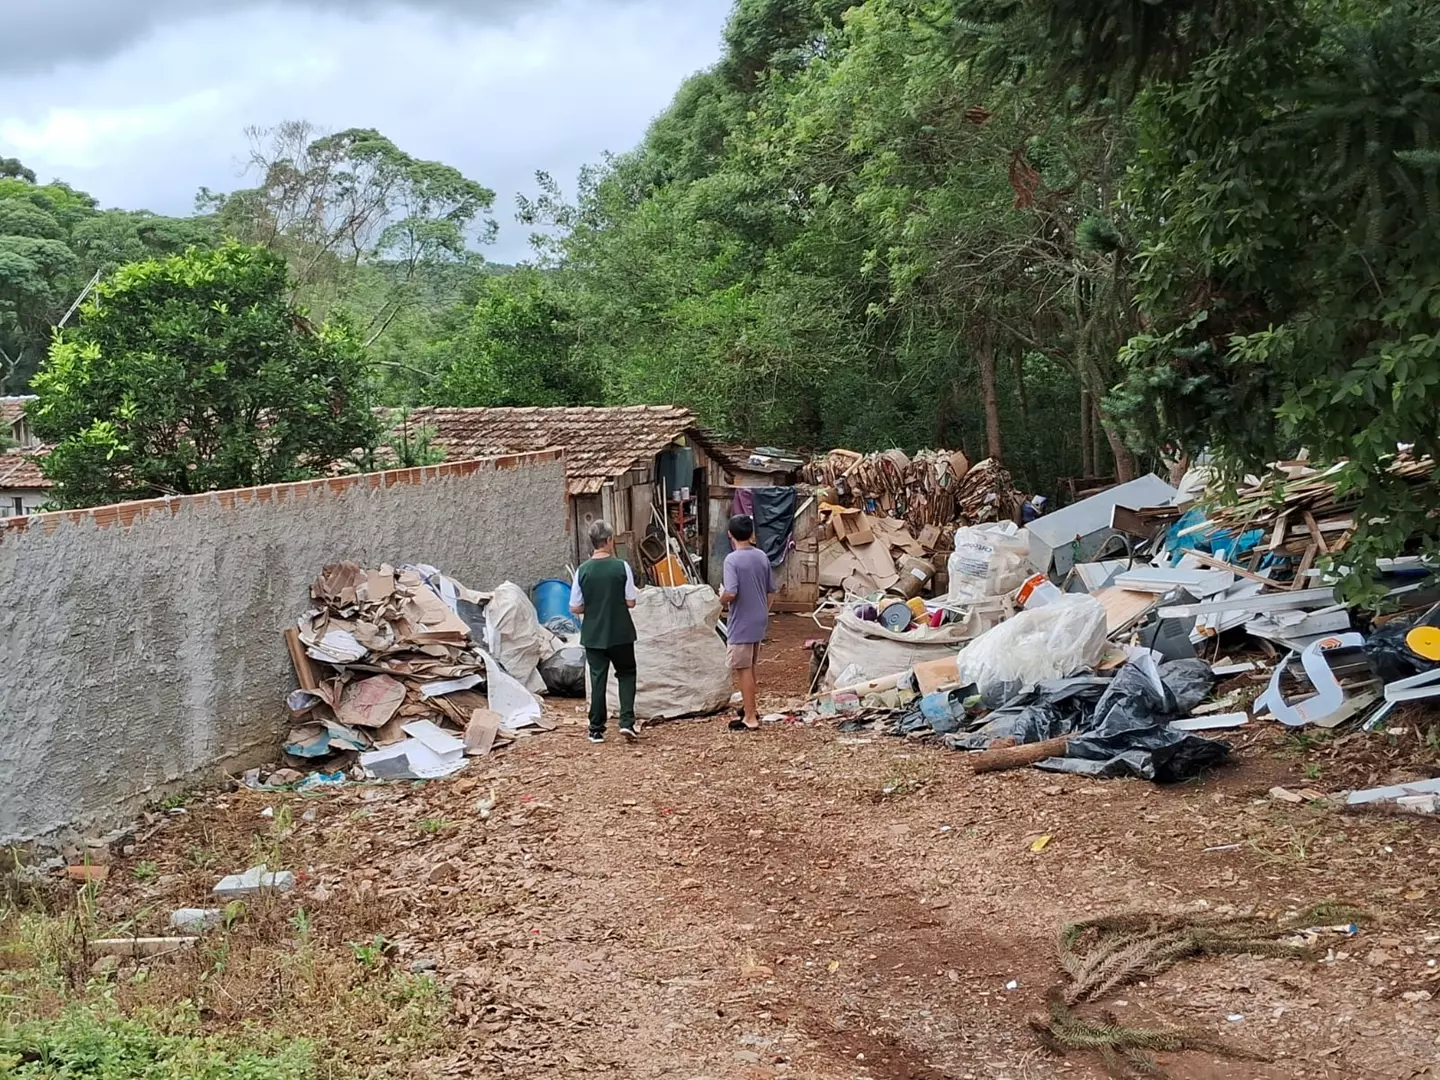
[720,513,777,731]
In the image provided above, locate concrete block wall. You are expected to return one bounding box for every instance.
[0,452,569,844]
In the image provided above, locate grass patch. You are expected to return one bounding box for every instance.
[1,874,451,1079]
[0,1004,316,1079]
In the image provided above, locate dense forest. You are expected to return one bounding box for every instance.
[9,0,1440,552]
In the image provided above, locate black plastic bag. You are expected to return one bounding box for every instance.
[945,658,1230,782]
[1365,605,1440,683]
[539,646,587,697]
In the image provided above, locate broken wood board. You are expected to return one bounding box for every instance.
[1310,686,1381,730]
[1245,608,1352,647]
[283,628,321,691]
[1093,587,1161,635]
[1211,661,1258,677]
[1114,568,1234,596]
[1192,693,1245,716]
[1346,776,1440,806]
[1181,551,1281,589]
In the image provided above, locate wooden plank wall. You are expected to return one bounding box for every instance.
[772,495,819,613]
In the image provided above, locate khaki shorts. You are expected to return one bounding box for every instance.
[727,642,760,670]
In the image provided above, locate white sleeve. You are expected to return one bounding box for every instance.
[569,571,584,610]
[624,562,639,601]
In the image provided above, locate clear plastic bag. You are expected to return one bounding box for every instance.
[956,594,1109,699]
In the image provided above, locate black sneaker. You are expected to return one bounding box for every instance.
[620,726,640,742]
[588,732,605,744]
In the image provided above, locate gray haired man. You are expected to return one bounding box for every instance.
[569,520,640,742]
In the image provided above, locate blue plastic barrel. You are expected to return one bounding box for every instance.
[534,579,575,627]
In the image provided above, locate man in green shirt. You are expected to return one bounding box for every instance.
[569,520,640,743]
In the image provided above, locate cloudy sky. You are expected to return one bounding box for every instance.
[0,0,731,261]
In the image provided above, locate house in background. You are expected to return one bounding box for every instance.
[392,405,819,611]
[0,396,50,517]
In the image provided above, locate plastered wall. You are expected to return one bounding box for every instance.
[0,452,568,844]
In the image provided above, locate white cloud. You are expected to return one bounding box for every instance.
[0,0,730,259]
[0,91,230,170]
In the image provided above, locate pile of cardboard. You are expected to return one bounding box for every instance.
[818,508,944,596]
[284,563,548,778]
[804,449,1023,533]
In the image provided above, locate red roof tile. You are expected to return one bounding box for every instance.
[0,450,52,490]
[0,396,35,431]
[389,406,698,495]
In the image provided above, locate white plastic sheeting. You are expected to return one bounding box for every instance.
[957,594,1110,699]
[483,582,556,696]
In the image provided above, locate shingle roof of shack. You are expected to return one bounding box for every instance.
[391,405,700,496]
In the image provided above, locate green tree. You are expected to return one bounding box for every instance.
[30,242,380,508]
[0,177,84,389]
[0,166,219,391]
[200,122,497,367]
[435,271,602,407]
[940,0,1440,569]
[522,0,1115,495]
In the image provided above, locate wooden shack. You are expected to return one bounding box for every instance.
[392,406,818,610]
[694,440,818,613]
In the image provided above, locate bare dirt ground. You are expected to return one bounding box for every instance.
[54,615,1440,1078]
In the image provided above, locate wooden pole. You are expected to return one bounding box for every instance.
[969,736,1070,774]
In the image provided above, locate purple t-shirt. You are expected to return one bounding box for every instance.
[723,545,776,645]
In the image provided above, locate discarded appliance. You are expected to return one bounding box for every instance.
[1025,474,1179,577]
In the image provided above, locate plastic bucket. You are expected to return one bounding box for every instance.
[534,579,574,627]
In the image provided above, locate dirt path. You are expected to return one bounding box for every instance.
[88,616,1440,1079]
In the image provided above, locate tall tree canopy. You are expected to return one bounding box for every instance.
[433,269,603,408]
[520,0,1128,494]
[30,242,379,508]
[199,122,498,399]
[0,168,218,391]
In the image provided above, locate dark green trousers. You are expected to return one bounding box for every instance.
[586,643,637,735]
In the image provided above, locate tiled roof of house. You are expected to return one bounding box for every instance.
[1,396,36,431]
[392,406,699,495]
[0,450,52,490]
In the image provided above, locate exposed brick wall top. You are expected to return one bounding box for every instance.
[0,450,564,539]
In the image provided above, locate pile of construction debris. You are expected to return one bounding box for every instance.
[1203,452,1435,558]
[805,449,1023,533]
[810,449,1031,609]
[800,456,1440,808]
[279,563,559,784]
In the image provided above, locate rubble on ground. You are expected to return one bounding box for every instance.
[1201,451,1435,557]
[798,453,1440,790]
